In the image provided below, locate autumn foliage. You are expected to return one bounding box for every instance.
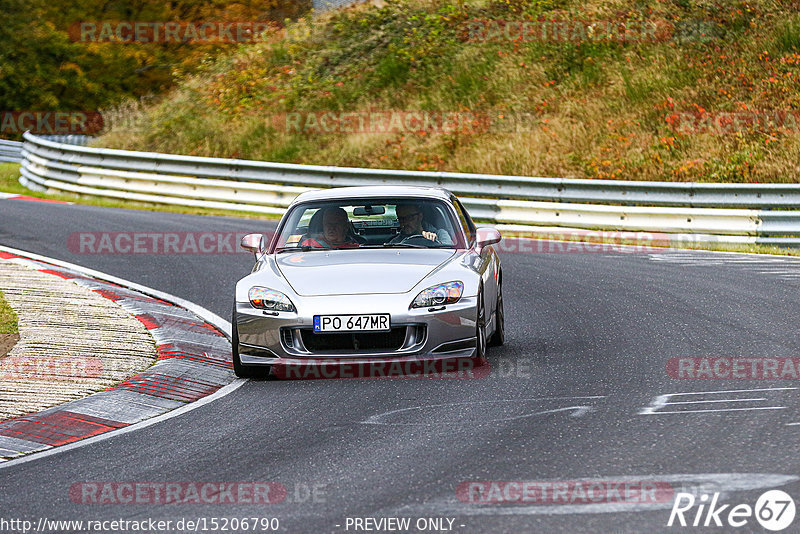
[0,0,310,138]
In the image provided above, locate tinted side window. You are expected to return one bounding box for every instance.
[453,198,476,244]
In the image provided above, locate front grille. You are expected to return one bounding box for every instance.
[281,328,294,347]
[298,327,409,353]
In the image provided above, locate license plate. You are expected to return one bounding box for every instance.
[313,314,390,332]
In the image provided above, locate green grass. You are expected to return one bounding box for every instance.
[0,164,31,197]
[775,15,800,54]
[0,290,18,335]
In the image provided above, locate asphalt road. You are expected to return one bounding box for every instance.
[1,199,800,533]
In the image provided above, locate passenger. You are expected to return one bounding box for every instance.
[301,207,360,248]
[389,203,453,245]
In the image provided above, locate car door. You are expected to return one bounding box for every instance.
[453,196,499,329]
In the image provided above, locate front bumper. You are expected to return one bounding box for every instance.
[236,293,478,365]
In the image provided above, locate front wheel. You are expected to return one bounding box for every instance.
[474,288,486,359]
[488,278,505,347]
[232,306,270,379]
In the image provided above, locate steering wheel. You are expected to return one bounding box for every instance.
[400,234,435,245]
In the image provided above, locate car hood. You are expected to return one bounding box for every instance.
[274,248,457,296]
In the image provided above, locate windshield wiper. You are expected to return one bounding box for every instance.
[275,245,332,253]
[377,243,429,249]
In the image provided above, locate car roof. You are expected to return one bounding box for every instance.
[290,185,454,205]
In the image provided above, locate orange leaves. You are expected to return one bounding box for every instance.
[673,158,705,179]
[659,136,677,150]
[654,97,675,111]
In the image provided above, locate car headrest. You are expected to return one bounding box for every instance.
[307,209,325,234]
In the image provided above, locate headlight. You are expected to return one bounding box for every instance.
[249,287,296,312]
[411,281,464,309]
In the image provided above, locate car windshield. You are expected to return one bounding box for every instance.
[272,198,463,252]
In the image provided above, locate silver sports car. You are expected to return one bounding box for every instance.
[232,185,504,378]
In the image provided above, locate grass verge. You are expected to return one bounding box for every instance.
[0,290,18,335]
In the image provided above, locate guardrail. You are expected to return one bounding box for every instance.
[2,135,92,163]
[18,132,800,247]
[0,140,22,163]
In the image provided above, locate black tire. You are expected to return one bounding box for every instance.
[232,306,270,379]
[488,277,505,347]
[474,288,486,359]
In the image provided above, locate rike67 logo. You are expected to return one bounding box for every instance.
[668,490,796,531]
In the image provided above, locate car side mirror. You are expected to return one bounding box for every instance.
[241,233,265,258]
[475,227,501,252]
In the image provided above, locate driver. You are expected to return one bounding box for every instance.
[301,207,360,248]
[389,204,452,245]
